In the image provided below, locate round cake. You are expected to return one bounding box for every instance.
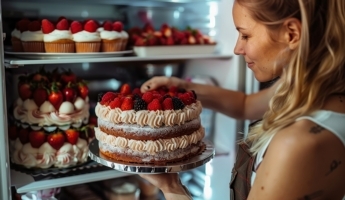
[95,84,205,164]
[9,68,94,169]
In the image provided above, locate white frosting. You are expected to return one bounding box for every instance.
[120,31,129,39]
[74,97,85,110]
[11,139,88,168]
[59,101,74,114]
[40,101,56,113]
[43,29,73,42]
[97,27,104,32]
[13,98,90,126]
[95,101,202,128]
[11,29,21,39]
[73,30,101,42]
[100,30,122,40]
[95,126,204,154]
[20,30,44,42]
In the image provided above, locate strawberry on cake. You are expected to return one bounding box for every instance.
[94,84,205,165]
[21,20,45,52]
[99,21,125,52]
[42,18,75,53]
[71,20,101,52]
[9,68,94,169]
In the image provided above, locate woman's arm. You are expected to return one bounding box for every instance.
[248,119,345,200]
[139,173,192,200]
[141,76,281,120]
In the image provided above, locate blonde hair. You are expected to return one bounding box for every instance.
[236,0,345,154]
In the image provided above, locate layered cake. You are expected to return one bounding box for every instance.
[95,84,205,164]
[9,68,94,168]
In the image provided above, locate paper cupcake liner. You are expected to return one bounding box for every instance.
[121,38,128,51]
[75,42,101,53]
[22,41,45,52]
[11,39,23,52]
[101,39,122,52]
[44,42,75,53]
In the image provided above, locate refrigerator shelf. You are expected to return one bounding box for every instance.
[4,53,232,67]
[11,167,131,194]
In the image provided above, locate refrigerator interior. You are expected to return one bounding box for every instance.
[0,0,251,199]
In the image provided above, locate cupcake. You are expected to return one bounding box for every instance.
[11,19,30,52]
[99,21,123,52]
[21,20,45,52]
[113,21,128,51]
[42,18,75,53]
[71,20,101,53]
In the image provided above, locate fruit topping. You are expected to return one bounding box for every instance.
[100,92,117,105]
[33,86,48,107]
[147,99,162,111]
[29,130,46,148]
[62,83,77,103]
[17,19,31,32]
[103,21,113,31]
[77,82,89,100]
[49,83,64,110]
[109,97,123,109]
[41,19,55,34]
[142,91,154,104]
[84,20,98,33]
[120,83,131,95]
[56,18,69,30]
[28,20,41,32]
[162,97,174,110]
[172,97,185,110]
[65,129,80,145]
[134,98,147,111]
[47,131,65,150]
[71,21,83,34]
[113,21,123,32]
[120,97,134,111]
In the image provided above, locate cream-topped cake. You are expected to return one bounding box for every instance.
[9,68,94,169]
[95,84,205,164]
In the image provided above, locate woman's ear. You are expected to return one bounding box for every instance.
[283,18,301,50]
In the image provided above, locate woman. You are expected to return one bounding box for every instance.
[139,0,345,199]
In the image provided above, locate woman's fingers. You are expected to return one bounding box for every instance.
[140,76,169,93]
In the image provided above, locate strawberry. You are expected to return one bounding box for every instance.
[109,97,123,109]
[134,37,147,46]
[113,21,123,32]
[18,83,32,101]
[153,93,163,102]
[100,92,117,104]
[47,132,65,150]
[161,23,172,37]
[8,125,18,140]
[56,19,69,30]
[33,86,48,107]
[33,73,48,82]
[17,19,30,32]
[132,88,142,96]
[70,21,83,34]
[78,82,89,100]
[18,128,29,144]
[142,91,154,104]
[120,84,131,95]
[28,20,41,32]
[166,36,175,45]
[84,20,98,33]
[103,21,113,31]
[57,16,67,22]
[162,97,174,110]
[60,69,76,83]
[62,83,77,102]
[41,19,55,34]
[29,130,46,148]
[147,99,162,111]
[120,97,134,111]
[143,22,154,34]
[49,83,63,110]
[65,129,79,145]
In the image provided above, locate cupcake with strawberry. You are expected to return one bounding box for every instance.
[42,18,75,53]
[99,21,122,52]
[20,20,45,52]
[11,19,30,52]
[71,20,101,53]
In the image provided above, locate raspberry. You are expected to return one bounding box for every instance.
[120,97,134,111]
[142,92,154,104]
[169,86,178,93]
[153,93,163,102]
[162,98,174,110]
[172,97,185,110]
[134,98,147,111]
[132,88,142,96]
[147,99,162,111]
[109,97,123,109]
[178,93,194,105]
[100,92,117,105]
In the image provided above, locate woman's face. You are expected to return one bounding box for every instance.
[232,2,288,82]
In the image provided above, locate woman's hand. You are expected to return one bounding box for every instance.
[140,76,187,93]
[139,173,192,200]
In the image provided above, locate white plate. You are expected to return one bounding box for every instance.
[4,50,133,59]
[133,45,216,57]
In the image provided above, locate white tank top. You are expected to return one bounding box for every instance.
[250,110,345,199]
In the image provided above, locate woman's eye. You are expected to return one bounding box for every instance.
[241,35,248,40]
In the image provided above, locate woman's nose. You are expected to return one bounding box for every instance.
[234,40,244,55]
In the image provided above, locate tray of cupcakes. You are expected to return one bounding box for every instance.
[6,17,133,59]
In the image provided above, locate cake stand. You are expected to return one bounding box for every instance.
[88,139,215,174]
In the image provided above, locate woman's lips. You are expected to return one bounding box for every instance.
[247,62,254,68]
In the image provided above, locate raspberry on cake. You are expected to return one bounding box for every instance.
[94,84,205,165]
[9,68,93,169]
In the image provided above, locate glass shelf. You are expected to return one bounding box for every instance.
[4,53,232,68]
